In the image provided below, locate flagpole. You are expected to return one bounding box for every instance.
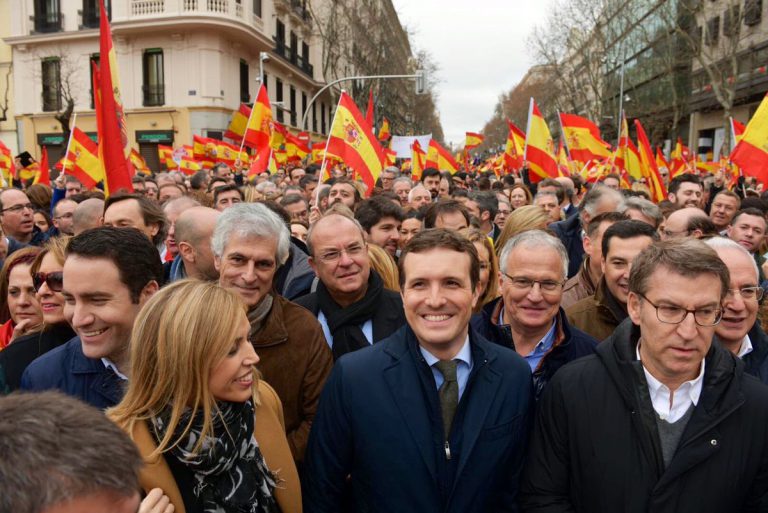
[238,97,257,157]
[61,113,78,177]
[523,98,534,166]
[556,111,573,162]
[320,91,344,184]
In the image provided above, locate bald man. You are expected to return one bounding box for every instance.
[169,206,221,281]
[71,198,104,236]
[661,207,717,240]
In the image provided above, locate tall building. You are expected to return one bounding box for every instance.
[2,0,419,171]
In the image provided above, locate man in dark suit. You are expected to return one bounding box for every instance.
[304,229,533,513]
[295,213,406,360]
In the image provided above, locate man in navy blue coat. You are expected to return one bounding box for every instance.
[304,229,533,513]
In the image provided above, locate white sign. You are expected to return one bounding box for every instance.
[390,134,432,158]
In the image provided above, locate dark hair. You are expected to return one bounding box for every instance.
[189,170,209,190]
[601,219,660,257]
[424,199,471,229]
[260,200,292,229]
[103,193,167,245]
[131,175,146,186]
[289,167,306,180]
[64,175,82,186]
[212,184,244,205]
[33,208,52,229]
[355,195,405,232]
[667,173,702,195]
[211,163,230,176]
[468,191,499,219]
[737,199,768,215]
[731,207,767,226]
[404,208,425,221]
[330,179,362,202]
[299,174,318,189]
[421,167,441,182]
[537,178,565,204]
[399,228,479,290]
[586,211,630,238]
[67,227,163,303]
[280,193,308,209]
[602,173,621,184]
[0,391,142,513]
[0,246,41,323]
[629,238,730,300]
[686,215,718,237]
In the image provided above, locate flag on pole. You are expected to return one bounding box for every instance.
[656,147,670,173]
[504,121,525,172]
[634,119,668,203]
[559,113,611,166]
[383,148,397,166]
[614,115,643,181]
[243,84,273,150]
[0,140,12,183]
[325,91,387,194]
[158,145,177,170]
[731,92,768,185]
[465,132,485,150]
[129,149,151,175]
[378,117,391,141]
[411,139,426,182]
[426,139,459,174]
[730,118,746,147]
[97,0,132,194]
[524,98,558,182]
[224,104,251,142]
[63,128,103,188]
[33,146,51,186]
[670,137,692,178]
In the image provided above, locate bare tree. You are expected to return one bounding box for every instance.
[0,63,11,123]
[33,51,79,140]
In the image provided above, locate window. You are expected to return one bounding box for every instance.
[82,0,110,28]
[705,17,719,46]
[89,54,99,109]
[745,0,762,26]
[276,78,284,123]
[290,86,296,126]
[301,92,307,128]
[321,102,326,134]
[276,20,285,45]
[34,0,61,33]
[142,49,164,107]
[41,57,61,112]
[253,0,262,17]
[312,102,317,132]
[240,59,250,103]
[302,42,309,66]
[290,32,298,63]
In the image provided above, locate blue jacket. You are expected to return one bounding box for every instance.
[303,325,533,513]
[471,298,597,400]
[549,213,584,279]
[20,338,125,409]
[742,321,768,385]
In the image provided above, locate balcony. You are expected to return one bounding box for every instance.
[274,0,311,27]
[129,0,245,20]
[31,11,64,34]
[142,84,165,107]
[273,39,314,78]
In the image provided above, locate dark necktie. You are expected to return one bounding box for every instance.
[435,359,459,440]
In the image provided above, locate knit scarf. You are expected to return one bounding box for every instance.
[317,269,383,360]
[248,294,275,340]
[150,400,279,513]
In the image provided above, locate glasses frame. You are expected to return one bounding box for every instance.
[2,203,34,214]
[725,286,764,302]
[501,272,565,294]
[637,293,722,327]
[33,271,64,293]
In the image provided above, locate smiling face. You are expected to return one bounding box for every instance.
[328,183,357,208]
[509,188,528,209]
[367,216,401,257]
[36,252,66,325]
[399,218,422,248]
[710,194,740,229]
[602,235,654,305]
[727,213,766,253]
[215,233,278,309]
[401,248,478,359]
[209,313,259,403]
[714,246,760,349]
[669,182,703,208]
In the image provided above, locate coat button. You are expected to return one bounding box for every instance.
[710,439,718,446]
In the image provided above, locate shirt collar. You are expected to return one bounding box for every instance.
[636,342,705,405]
[101,358,129,381]
[738,334,754,358]
[420,335,472,368]
[531,321,558,355]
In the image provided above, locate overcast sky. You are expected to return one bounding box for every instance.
[392,1,551,147]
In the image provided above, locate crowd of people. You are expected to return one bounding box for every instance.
[1,157,768,512]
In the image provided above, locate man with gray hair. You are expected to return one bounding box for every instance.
[213,202,332,464]
[408,183,432,210]
[522,239,768,511]
[621,196,663,228]
[533,190,562,224]
[549,185,624,278]
[471,230,596,399]
[707,236,768,384]
[380,166,399,191]
[392,176,412,207]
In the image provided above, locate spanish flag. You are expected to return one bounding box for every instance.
[411,139,426,181]
[559,113,611,166]
[384,148,397,166]
[129,149,151,175]
[33,146,51,186]
[243,84,273,150]
[731,93,768,185]
[634,119,667,203]
[193,135,217,168]
[670,137,692,178]
[378,117,391,141]
[730,117,746,147]
[326,91,387,195]
[656,147,670,173]
[64,127,103,188]
[524,99,558,182]
[179,157,201,175]
[217,140,250,167]
[0,140,13,183]
[465,132,485,150]
[504,121,525,172]
[158,145,177,170]
[426,139,459,174]
[614,116,643,181]
[224,104,251,142]
[284,131,310,161]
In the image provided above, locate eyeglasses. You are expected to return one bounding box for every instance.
[54,213,74,220]
[317,244,366,263]
[2,203,34,214]
[637,293,722,326]
[725,286,764,301]
[502,273,564,294]
[33,271,64,293]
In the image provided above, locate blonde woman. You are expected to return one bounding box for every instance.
[495,205,551,257]
[367,243,400,292]
[459,227,500,311]
[109,280,300,513]
[508,184,533,209]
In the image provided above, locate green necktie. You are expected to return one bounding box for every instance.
[435,359,459,440]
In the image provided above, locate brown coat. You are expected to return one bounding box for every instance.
[565,278,627,342]
[250,294,333,463]
[561,256,597,310]
[129,381,302,513]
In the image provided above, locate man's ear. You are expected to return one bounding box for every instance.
[138,280,160,306]
[178,241,195,263]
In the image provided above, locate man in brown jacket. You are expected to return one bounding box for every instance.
[213,202,333,464]
[567,220,658,341]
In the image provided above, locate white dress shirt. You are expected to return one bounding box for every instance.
[737,334,754,359]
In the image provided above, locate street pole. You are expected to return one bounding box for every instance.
[301,72,423,131]
[616,57,626,147]
[259,52,268,89]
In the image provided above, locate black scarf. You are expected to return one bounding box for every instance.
[317,269,383,360]
[150,400,279,513]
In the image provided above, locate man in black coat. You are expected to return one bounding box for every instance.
[521,239,768,512]
[470,230,596,400]
[295,213,406,360]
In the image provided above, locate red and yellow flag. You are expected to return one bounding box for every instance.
[730,118,746,147]
[465,132,485,150]
[731,92,768,185]
[158,145,177,170]
[670,137,692,178]
[217,140,250,167]
[325,91,387,195]
[378,117,391,141]
[559,113,611,166]
[243,84,273,150]
[614,116,643,181]
[411,139,427,182]
[129,149,151,175]
[33,146,51,186]
[504,121,525,172]
[224,104,251,143]
[634,119,668,203]
[63,128,103,188]
[284,131,310,161]
[383,148,397,166]
[524,99,558,183]
[97,0,132,194]
[0,140,12,183]
[655,147,669,173]
[426,139,459,174]
[193,135,217,168]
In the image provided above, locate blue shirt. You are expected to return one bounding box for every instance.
[522,321,557,372]
[318,310,373,349]
[419,336,473,400]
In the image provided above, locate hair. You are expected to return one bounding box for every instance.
[713,189,741,206]
[580,185,624,218]
[26,184,52,211]
[667,173,702,195]
[494,205,551,257]
[705,236,760,281]
[329,179,363,203]
[212,184,244,205]
[399,228,479,290]
[209,178,229,193]
[731,207,767,227]
[420,167,441,182]
[0,246,41,324]
[355,196,405,232]
[189,170,209,190]
[211,202,290,265]
[30,235,71,276]
[280,193,308,209]
[0,391,142,513]
[739,197,768,214]
[629,238,730,300]
[534,190,559,204]
[299,174,319,190]
[210,163,231,177]
[620,197,663,228]
[408,184,429,202]
[393,176,412,189]
[108,280,253,458]
[459,227,500,309]
[468,191,499,219]
[103,193,168,245]
[64,175,82,186]
[601,220,660,257]
[67,227,163,303]
[537,178,565,204]
[33,208,52,230]
[163,195,200,216]
[686,215,718,238]
[306,212,364,257]
[367,243,400,292]
[498,229,569,280]
[508,184,533,205]
[423,199,471,229]
[586,211,630,238]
